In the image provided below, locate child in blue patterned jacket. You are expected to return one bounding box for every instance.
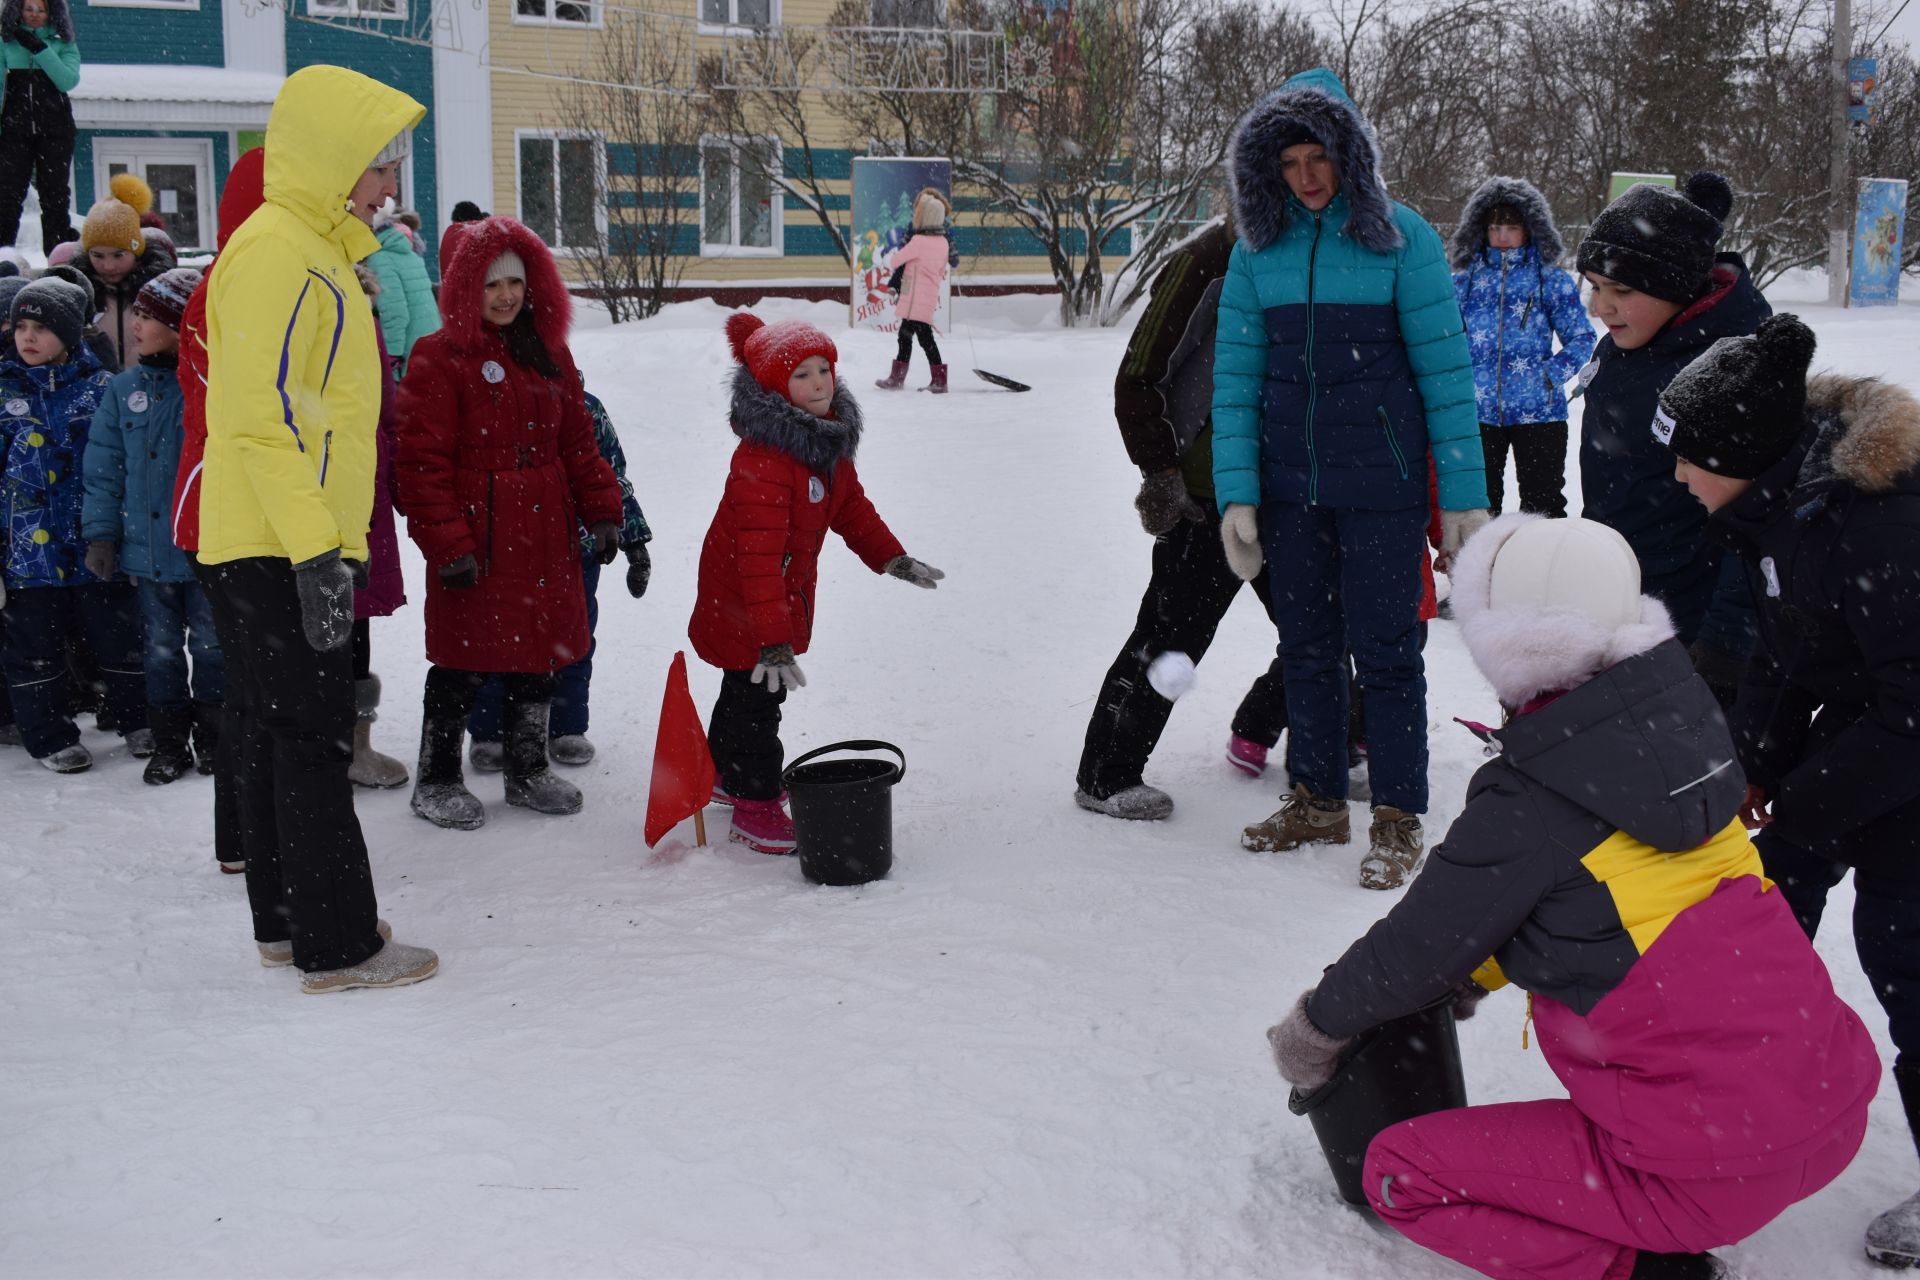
[1449,176,1596,518]
[0,276,140,772]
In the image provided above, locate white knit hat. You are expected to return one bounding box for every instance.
[486,250,527,285]
[369,128,412,168]
[1451,514,1675,707]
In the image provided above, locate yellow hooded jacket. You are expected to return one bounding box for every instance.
[196,65,425,567]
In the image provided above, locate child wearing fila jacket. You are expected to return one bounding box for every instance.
[1266,514,1879,1280]
[691,312,944,854]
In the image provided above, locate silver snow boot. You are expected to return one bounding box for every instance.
[1074,784,1174,821]
[411,711,485,831]
[503,700,582,815]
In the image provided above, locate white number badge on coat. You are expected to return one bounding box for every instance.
[1760,556,1782,598]
[1570,356,1601,400]
[482,361,506,384]
[128,391,150,413]
[5,399,26,417]
[808,476,826,504]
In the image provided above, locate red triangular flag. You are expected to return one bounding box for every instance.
[645,651,718,847]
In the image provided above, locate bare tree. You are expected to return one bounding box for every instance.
[553,12,703,322]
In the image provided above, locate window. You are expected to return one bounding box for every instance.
[700,137,780,256]
[518,133,603,253]
[514,0,596,24]
[870,0,942,25]
[94,138,215,252]
[699,0,773,28]
[308,0,403,16]
[87,0,199,10]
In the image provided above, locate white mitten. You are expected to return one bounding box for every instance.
[1220,503,1263,582]
[1440,507,1492,560]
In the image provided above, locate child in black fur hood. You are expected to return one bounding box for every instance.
[687,311,945,855]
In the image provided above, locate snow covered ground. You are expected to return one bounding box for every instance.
[5,276,1919,1278]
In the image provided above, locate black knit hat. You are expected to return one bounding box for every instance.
[11,277,89,354]
[1577,171,1733,304]
[1656,314,1818,478]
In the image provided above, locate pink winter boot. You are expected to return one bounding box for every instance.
[875,359,908,390]
[1227,734,1269,778]
[927,363,949,394]
[729,796,796,854]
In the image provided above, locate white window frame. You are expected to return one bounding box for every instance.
[93,136,216,252]
[698,134,783,259]
[514,129,607,257]
[698,0,780,35]
[307,0,405,19]
[511,0,602,28]
[87,0,200,11]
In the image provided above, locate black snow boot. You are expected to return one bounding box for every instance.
[410,712,486,831]
[1867,1058,1920,1269]
[503,699,582,815]
[190,700,221,776]
[1628,1250,1736,1279]
[142,705,196,785]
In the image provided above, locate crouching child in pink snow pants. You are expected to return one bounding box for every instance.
[1265,514,1881,1280]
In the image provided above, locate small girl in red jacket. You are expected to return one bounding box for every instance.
[691,312,944,853]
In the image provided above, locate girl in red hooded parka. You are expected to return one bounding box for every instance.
[396,216,622,832]
[693,312,945,853]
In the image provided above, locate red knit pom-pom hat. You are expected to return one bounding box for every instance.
[726,311,837,401]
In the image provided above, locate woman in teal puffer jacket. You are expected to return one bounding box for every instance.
[1211,67,1489,890]
[0,0,79,255]
[366,210,440,374]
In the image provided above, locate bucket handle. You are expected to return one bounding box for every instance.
[783,739,906,785]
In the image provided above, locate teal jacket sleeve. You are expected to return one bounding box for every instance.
[80,389,126,544]
[1209,240,1266,512]
[1543,267,1596,391]
[36,37,79,94]
[1393,209,1486,512]
[368,249,411,373]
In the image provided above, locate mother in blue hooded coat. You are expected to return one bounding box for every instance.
[1211,67,1489,890]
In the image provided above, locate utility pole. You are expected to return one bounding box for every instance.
[1829,0,1853,307]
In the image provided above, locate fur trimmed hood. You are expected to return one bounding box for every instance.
[1452,513,1676,708]
[437,216,571,359]
[1,0,73,42]
[1228,67,1401,255]
[1448,176,1566,269]
[1799,372,1920,495]
[728,364,863,475]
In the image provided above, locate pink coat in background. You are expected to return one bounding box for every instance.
[355,329,407,621]
[890,233,948,326]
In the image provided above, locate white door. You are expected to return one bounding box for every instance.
[93,138,216,254]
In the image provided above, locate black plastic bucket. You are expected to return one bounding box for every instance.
[1286,997,1469,1207]
[782,740,905,886]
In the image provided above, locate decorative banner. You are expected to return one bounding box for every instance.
[1849,178,1908,308]
[1850,57,1880,124]
[1607,172,1675,202]
[850,157,951,334]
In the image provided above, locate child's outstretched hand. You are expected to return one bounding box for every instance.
[886,555,944,589]
[751,644,807,694]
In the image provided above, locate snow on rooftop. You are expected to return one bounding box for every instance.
[72,64,284,105]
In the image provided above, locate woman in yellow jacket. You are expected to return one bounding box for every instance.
[192,64,437,996]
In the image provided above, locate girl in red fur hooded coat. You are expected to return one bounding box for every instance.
[395,216,622,833]
[691,311,946,854]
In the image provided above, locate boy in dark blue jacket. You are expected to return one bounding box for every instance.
[81,267,216,784]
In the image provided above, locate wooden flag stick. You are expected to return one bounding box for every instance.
[694,810,707,847]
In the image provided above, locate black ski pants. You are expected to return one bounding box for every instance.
[896,320,942,366]
[0,73,75,255]
[1479,421,1569,518]
[709,667,787,801]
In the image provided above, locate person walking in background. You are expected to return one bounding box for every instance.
[0,0,78,256]
[194,65,436,994]
[1449,176,1595,518]
[467,382,651,772]
[1212,68,1489,889]
[1074,215,1291,822]
[366,207,440,376]
[1656,315,1920,1268]
[79,266,217,786]
[395,216,623,832]
[874,188,954,394]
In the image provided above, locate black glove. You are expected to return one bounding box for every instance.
[14,27,45,54]
[590,521,620,566]
[625,543,651,599]
[438,553,479,590]
[1134,469,1205,536]
[292,549,355,653]
[84,540,118,581]
[348,557,370,590]
[1450,979,1492,1021]
[1689,640,1747,713]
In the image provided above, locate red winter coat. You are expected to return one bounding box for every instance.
[689,367,904,671]
[395,217,621,673]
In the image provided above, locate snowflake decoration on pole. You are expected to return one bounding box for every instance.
[1004,33,1053,94]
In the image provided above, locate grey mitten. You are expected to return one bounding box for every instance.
[1266,989,1354,1091]
[750,643,807,694]
[1220,503,1262,581]
[1451,978,1492,1021]
[590,521,621,566]
[1440,507,1491,560]
[292,549,355,653]
[885,554,944,589]
[438,553,479,590]
[84,540,118,581]
[1134,469,1205,536]
[348,556,370,590]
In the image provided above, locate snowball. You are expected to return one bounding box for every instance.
[1147,651,1197,701]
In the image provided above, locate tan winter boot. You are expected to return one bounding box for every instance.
[1359,805,1424,890]
[348,675,410,789]
[1241,784,1351,852]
